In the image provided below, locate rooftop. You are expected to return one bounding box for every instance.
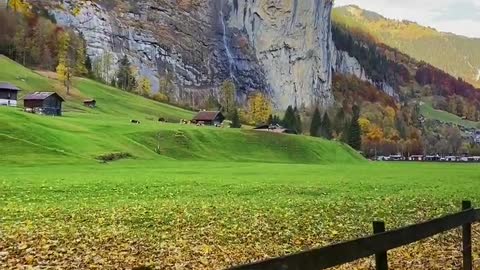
[24,92,65,101]
[0,82,20,91]
[193,111,222,121]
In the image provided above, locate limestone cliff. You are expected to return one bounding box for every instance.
[226,0,334,109]
[333,48,398,99]
[41,0,334,109]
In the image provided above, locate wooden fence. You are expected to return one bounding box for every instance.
[229,201,480,270]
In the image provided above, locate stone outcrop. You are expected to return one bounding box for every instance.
[333,48,398,99]
[226,0,335,109]
[41,0,335,109]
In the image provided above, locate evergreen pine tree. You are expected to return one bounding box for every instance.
[348,105,362,150]
[310,107,322,137]
[272,115,280,125]
[267,114,273,125]
[230,108,241,128]
[282,106,296,130]
[321,112,333,140]
[294,107,302,134]
[85,55,93,78]
[334,108,346,135]
[340,121,349,143]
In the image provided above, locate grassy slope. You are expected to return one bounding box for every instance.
[333,5,480,87]
[419,99,480,129]
[0,56,363,165]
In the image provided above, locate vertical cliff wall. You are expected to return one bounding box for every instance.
[227,0,335,109]
[43,0,335,109]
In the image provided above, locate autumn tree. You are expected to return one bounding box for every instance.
[152,92,169,103]
[366,124,384,157]
[159,72,175,100]
[74,33,88,76]
[56,31,73,95]
[310,107,322,137]
[13,27,28,66]
[247,92,272,125]
[93,52,114,83]
[444,126,462,155]
[115,55,136,91]
[137,77,152,97]
[8,0,31,16]
[220,80,236,117]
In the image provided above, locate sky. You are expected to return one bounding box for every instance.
[334,0,480,38]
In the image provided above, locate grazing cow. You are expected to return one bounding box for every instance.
[159,117,166,122]
[131,120,141,124]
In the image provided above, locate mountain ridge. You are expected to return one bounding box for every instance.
[333,5,480,88]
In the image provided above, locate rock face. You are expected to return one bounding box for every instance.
[226,0,335,109]
[43,0,335,109]
[333,48,398,99]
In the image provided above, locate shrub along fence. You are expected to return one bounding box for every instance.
[229,201,480,270]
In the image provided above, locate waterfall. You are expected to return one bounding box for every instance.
[477,69,480,81]
[220,9,238,82]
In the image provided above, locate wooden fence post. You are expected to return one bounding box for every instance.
[462,201,472,270]
[373,221,388,270]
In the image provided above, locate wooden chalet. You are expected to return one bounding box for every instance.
[0,82,20,107]
[24,92,65,116]
[254,124,297,134]
[192,111,225,126]
[83,99,96,108]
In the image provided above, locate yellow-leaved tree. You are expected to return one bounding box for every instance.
[220,80,236,115]
[137,77,152,97]
[8,0,31,16]
[247,92,272,125]
[56,31,72,95]
[74,37,88,76]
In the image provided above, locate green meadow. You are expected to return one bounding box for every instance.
[1,56,479,269]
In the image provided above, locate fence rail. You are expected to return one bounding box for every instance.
[229,201,479,270]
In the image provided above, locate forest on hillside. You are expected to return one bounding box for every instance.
[332,22,480,157]
[332,5,480,88]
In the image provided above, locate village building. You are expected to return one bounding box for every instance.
[0,82,20,107]
[0,0,7,9]
[24,92,64,116]
[192,111,225,126]
[254,124,298,134]
[474,130,480,144]
[408,155,424,161]
[83,99,96,108]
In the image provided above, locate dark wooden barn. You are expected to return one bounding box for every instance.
[83,99,96,108]
[192,111,225,126]
[0,82,20,107]
[24,92,65,116]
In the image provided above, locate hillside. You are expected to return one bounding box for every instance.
[333,5,480,88]
[0,56,363,165]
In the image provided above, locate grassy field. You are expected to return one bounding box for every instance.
[1,161,479,269]
[1,56,480,269]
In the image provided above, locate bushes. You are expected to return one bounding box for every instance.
[96,152,133,162]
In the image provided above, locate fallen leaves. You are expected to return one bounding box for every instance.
[1,163,480,269]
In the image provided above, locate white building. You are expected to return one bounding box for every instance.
[474,130,480,144]
[0,82,20,107]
